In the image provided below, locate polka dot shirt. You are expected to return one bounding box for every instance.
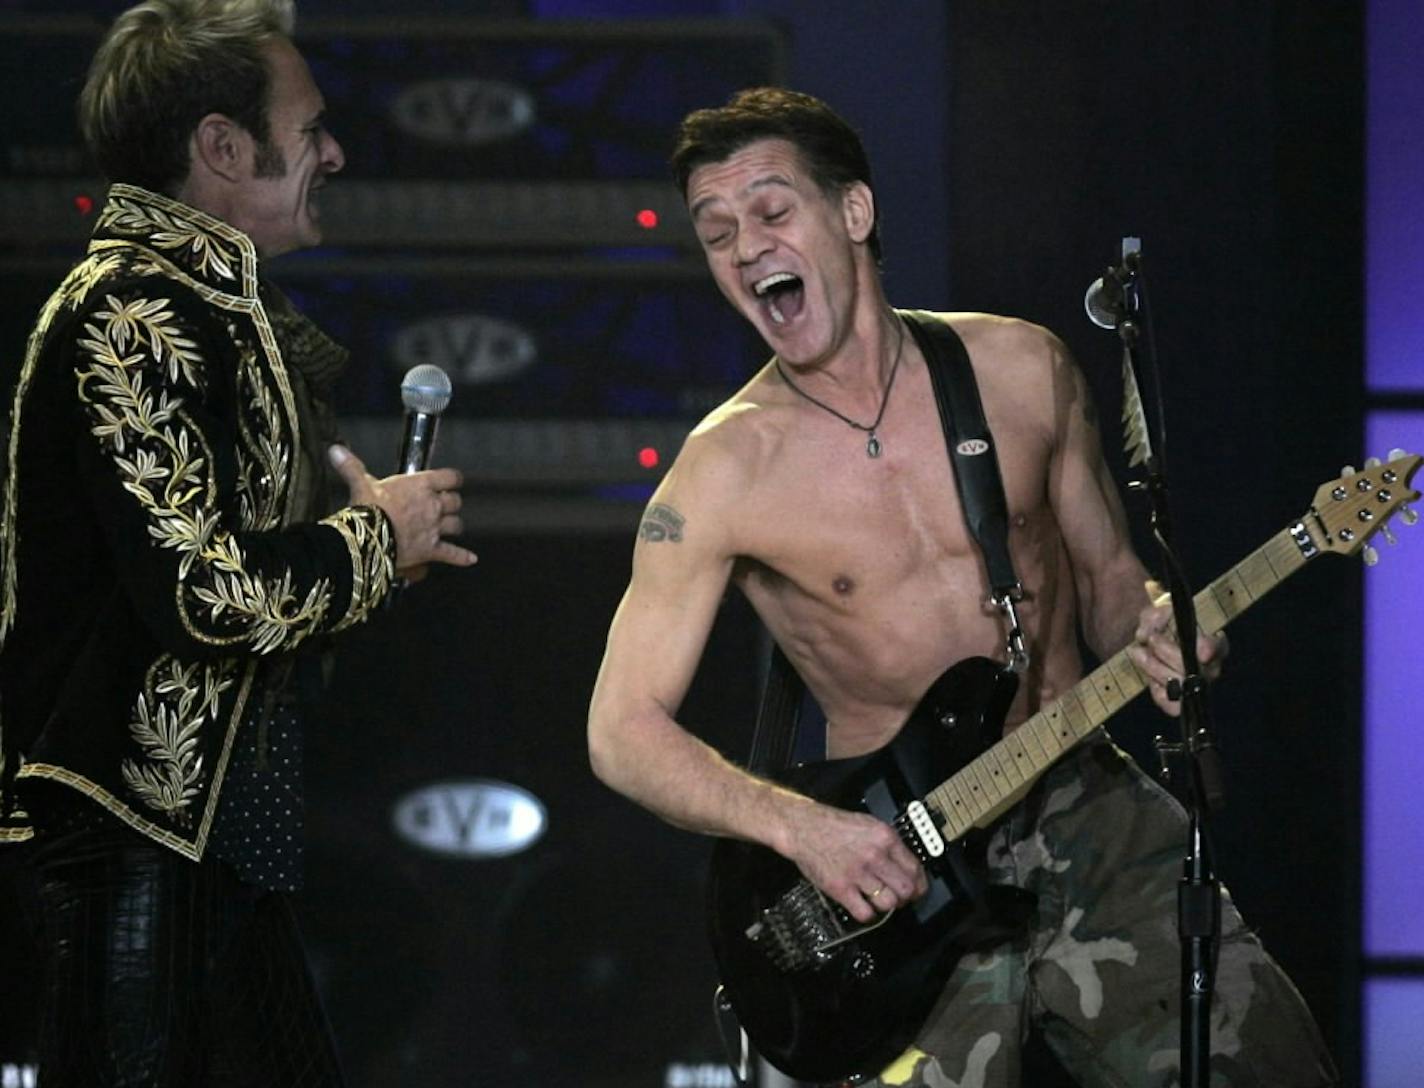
[210,697,305,893]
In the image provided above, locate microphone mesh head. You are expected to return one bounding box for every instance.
[1084,278,1118,330]
[400,364,453,415]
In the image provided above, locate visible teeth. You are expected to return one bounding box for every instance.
[769,301,785,325]
[754,272,797,297]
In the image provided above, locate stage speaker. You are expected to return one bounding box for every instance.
[301,531,764,1087]
[0,15,786,250]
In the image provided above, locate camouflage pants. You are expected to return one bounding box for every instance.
[863,734,1338,1088]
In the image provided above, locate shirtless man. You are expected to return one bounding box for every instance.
[587,88,1336,1087]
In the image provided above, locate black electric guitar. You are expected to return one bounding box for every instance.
[707,453,1421,1085]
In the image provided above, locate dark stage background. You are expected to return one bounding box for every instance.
[0,2,1364,1086]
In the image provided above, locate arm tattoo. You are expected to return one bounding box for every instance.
[639,503,685,543]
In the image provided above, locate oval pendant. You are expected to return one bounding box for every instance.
[866,434,882,458]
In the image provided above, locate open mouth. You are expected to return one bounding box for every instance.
[753,271,805,326]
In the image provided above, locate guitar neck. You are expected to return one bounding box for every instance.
[928,524,1315,839]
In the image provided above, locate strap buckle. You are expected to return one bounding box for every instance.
[991,585,1031,674]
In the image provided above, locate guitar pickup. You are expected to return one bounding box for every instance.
[903,800,945,859]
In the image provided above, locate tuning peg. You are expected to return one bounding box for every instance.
[1363,544,1380,567]
[1403,505,1419,526]
[1342,465,1357,478]
[1365,456,1382,469]
[1381,523,1398,546]
[1390,447,1407,461]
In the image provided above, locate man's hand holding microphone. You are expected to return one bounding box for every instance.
[328,364,475,580]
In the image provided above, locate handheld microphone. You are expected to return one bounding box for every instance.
[396,364,453,474]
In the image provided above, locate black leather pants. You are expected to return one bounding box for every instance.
[29,809,345,1088]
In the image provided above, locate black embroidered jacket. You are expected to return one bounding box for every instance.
[0,185,395,858]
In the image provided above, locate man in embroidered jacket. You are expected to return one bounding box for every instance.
[0,1,474,1083]
[587,89,1337,1086]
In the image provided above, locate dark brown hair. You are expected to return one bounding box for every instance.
[671,86,881,261]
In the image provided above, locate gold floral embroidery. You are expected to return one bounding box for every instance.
[189,535,331,653]
[232,333,289,530]
[323,506,396,630]
[101,194,241,285]
[96,293,204,389]
[67,252,127,303]
[121,658,235,820]
[75,294,335,649]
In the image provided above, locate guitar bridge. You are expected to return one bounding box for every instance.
[745,881,848,973]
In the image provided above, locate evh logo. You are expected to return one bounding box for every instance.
[392,314,537,384]
[955,438,991,456]
[389,79,536,145]
[392,779,547,858]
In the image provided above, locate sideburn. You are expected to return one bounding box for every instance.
[253,139,287,179]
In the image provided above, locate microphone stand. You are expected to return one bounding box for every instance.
[1103,249,1224,1088]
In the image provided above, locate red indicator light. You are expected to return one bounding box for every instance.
[638,446,660,470]
[74,194,95,216]
[636,209,659,230]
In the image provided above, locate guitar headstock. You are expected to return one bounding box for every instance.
[1306,449,1421,560]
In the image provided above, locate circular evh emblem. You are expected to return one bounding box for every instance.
[389,79,536,146]
[392,779,547,859]
[392,313,537,385]
[955,438,991,456]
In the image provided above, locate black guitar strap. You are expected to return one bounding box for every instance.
[746,644,804,775]
[900,311,1021,604]
[901,310,1028,671]
[747,311,1026,774]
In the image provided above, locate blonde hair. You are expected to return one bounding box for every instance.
[79,0,297,192]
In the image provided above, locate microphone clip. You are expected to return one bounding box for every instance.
[1084,241,1142,331]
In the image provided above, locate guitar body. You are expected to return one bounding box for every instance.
[707,656,1037,1084]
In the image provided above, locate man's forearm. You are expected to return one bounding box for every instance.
[589,707,809,856]
[1083,559,1155,661]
